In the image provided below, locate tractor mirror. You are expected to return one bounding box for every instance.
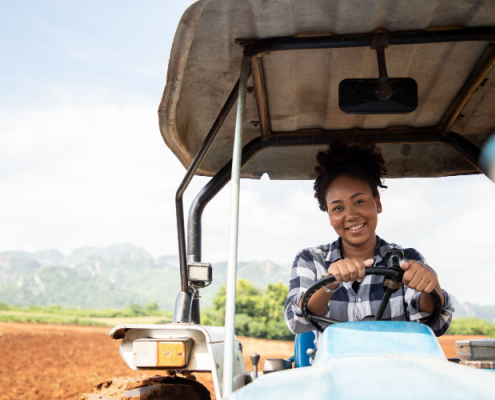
[339,78,418,114]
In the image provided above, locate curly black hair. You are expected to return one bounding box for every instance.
[314,141,388,212]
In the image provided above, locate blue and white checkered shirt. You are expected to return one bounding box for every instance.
[284,236,454,346]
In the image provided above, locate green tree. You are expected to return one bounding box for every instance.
[447,317,495,337]
[203,279,294,340]
[144,302,160,314]
[128,303,146,316]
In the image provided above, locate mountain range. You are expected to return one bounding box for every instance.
[0,244,290,311]
[1,244,493,321]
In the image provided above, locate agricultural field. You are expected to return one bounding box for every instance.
[0,303,172,327]
[0,322,487,400]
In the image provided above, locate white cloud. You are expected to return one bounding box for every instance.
[195,174,495,305]
[368,177,495,305]
[0,103,185,258]
[2,100,494,305]
[198,180,331,264]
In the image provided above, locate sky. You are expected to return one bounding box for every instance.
[1,1,495,305]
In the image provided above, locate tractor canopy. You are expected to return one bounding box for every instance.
[159,0,495,180]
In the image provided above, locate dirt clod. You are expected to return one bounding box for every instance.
[79,375,211,400]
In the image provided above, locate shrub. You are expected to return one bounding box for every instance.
[203,279,294,340]
[447,317,495,337]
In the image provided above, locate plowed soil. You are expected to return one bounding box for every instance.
[0,322,487,400]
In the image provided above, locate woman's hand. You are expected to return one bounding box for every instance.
[301,258,373,315]
[401,260,444,311]
[325,258,374,287]
[400,260,437,293]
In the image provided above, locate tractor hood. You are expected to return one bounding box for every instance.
[227,322,495,400]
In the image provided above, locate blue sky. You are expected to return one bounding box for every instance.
[1,1,495,305]
[1,1,180,108]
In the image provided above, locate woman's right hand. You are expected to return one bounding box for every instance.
[325,258,373,286]
[302,258,373,315]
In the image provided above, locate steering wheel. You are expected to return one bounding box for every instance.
[300,250,443,332]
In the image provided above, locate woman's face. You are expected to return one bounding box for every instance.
[325,175,381,252]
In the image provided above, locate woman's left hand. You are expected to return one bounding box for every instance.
[401,260,445,311]
[401,260,437,293]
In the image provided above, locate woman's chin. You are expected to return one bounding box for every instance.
[342,231,376,248]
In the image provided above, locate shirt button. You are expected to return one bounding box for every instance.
[357,298,362,302]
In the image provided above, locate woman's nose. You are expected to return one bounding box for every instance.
[346,207,358,218]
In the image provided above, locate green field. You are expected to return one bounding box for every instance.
[0,302,493,338]
[0,303,172,326]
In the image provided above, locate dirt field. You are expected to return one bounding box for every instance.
[0,322,487,400]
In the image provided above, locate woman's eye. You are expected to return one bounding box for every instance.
[332,205,343,212]
[355,199,365,205]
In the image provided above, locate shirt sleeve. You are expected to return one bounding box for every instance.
[284,249,320,334]
[406,288,455,336]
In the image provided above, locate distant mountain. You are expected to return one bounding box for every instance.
[454,302,495,322]
[0,245,180,310]
[0,245,290,311]
[2,245,493,321]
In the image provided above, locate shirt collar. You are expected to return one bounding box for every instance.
[325,235,387,266]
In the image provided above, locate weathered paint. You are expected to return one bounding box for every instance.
[227,322,494,400]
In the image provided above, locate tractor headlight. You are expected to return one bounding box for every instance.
[187,262,212,288]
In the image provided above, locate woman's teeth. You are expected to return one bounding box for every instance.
[348,223,364,231]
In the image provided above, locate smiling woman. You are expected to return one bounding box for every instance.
[314,142,387,257]
[284,141,455,351]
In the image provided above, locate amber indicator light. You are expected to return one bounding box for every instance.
[157,341,187,367]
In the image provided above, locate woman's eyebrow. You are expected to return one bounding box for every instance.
[329,192,364,204]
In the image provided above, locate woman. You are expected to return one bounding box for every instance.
[284,142,454,346]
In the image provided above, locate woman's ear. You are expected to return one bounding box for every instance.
[375,195,382,213]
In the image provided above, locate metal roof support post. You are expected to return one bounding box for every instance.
[223,55,250,398]
[172,80,241,323]
[184,80,243,264]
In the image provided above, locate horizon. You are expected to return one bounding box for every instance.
[0,242,289,266]
[1,242,493,309]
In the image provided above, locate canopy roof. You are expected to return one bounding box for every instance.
[159,0,495,179]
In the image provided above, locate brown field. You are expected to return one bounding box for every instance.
[0,322,487,400]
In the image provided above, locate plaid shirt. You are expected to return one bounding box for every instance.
[284,236,454,346]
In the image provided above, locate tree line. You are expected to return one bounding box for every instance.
[203,280,294,340]
[202,280,495,339]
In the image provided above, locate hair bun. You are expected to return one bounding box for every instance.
[314,141,387,212]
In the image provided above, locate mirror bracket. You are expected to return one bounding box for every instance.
[339,31,418,114]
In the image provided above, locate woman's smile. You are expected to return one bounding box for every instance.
[347,223,365,232]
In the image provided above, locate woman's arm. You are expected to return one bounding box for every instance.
[284,250,321,334]
[298,281,341,315]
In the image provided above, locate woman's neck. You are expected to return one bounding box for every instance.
[341,235,377,262]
